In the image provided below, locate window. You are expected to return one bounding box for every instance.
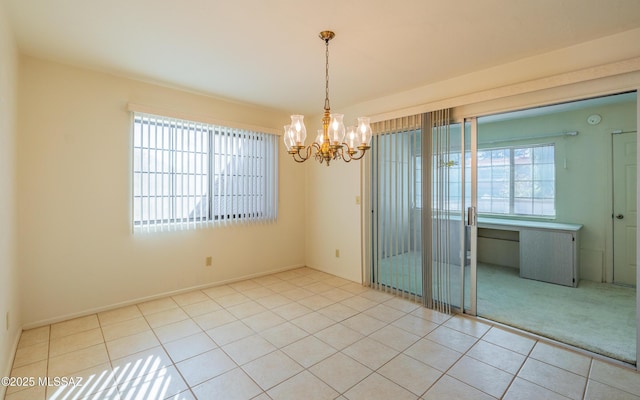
[476,144,555,217]
[415,143,555,217]
[132,112,278,231]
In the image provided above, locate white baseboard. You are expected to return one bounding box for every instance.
[22,263,306,330]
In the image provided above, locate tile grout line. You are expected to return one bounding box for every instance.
[44,325,50,398]
[522,344,593,399]
[308,288,407,395]
[152,298,202,400]
[409,314,457,399]
[190,289,268,399]
[308,306,411,397]
[94,310,115,399]
[582,358,594,400]
[497,335,538,400]
[365,305,453,379]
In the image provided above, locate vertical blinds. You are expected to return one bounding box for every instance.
[132,112,278,232]
[370,110,456,314]
[429,108,453,314]
[370,115,423,303]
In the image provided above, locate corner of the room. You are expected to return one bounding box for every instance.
[0,0,22,395]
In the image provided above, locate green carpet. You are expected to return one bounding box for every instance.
[375,254,637,364]
[477,264,636,364]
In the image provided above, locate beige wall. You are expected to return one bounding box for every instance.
[0,0,20,392]
[305,159,362,282]
[344,28,640,122]
[17,57,306,327]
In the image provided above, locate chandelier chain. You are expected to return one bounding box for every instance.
[324,38,330,111]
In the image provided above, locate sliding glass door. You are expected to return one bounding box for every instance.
[370,112,478,314]
[470,92,637,365]
[370,92,638,365]
[370,116,423,301]
[427,116,467,312]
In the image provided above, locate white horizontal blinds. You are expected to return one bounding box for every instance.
[370,115,422,303]
[430,108,453,314]
[132,112,277,232]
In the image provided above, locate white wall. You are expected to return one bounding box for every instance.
[17,56,306,327]
[0,0,20,393]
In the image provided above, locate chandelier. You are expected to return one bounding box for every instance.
[284,31,372,166]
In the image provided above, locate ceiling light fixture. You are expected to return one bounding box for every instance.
[283,30,372,166]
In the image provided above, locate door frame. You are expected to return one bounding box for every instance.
[636,92,639,367]
[459,91,639,367]
[462,117,478,316]
[612,130,638,286]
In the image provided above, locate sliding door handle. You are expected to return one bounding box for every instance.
[467,207,477,226]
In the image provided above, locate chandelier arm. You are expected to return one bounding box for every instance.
[337,142,370,161]
[348,149,368,161]
[291,146,312,163]
[301,145,314,160]
[292,155,307,163]
[291,151,305,162]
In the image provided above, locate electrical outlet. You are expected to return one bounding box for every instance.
[205,256,213,267]
[335,249,340,258]
[355,196,361,205]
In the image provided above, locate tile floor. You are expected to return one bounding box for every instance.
[4,267,640,400]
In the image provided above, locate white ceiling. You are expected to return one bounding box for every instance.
[4,0,640,116]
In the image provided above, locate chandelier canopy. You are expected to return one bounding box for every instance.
[284,31,372,166]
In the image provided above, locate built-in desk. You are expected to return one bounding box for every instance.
[477,218,583,287]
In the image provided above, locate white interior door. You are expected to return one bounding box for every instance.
[613,131,637,286]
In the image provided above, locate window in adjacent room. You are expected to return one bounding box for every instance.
[416,143,555,217]
[475,143,555,217]
[132,112,278,231]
